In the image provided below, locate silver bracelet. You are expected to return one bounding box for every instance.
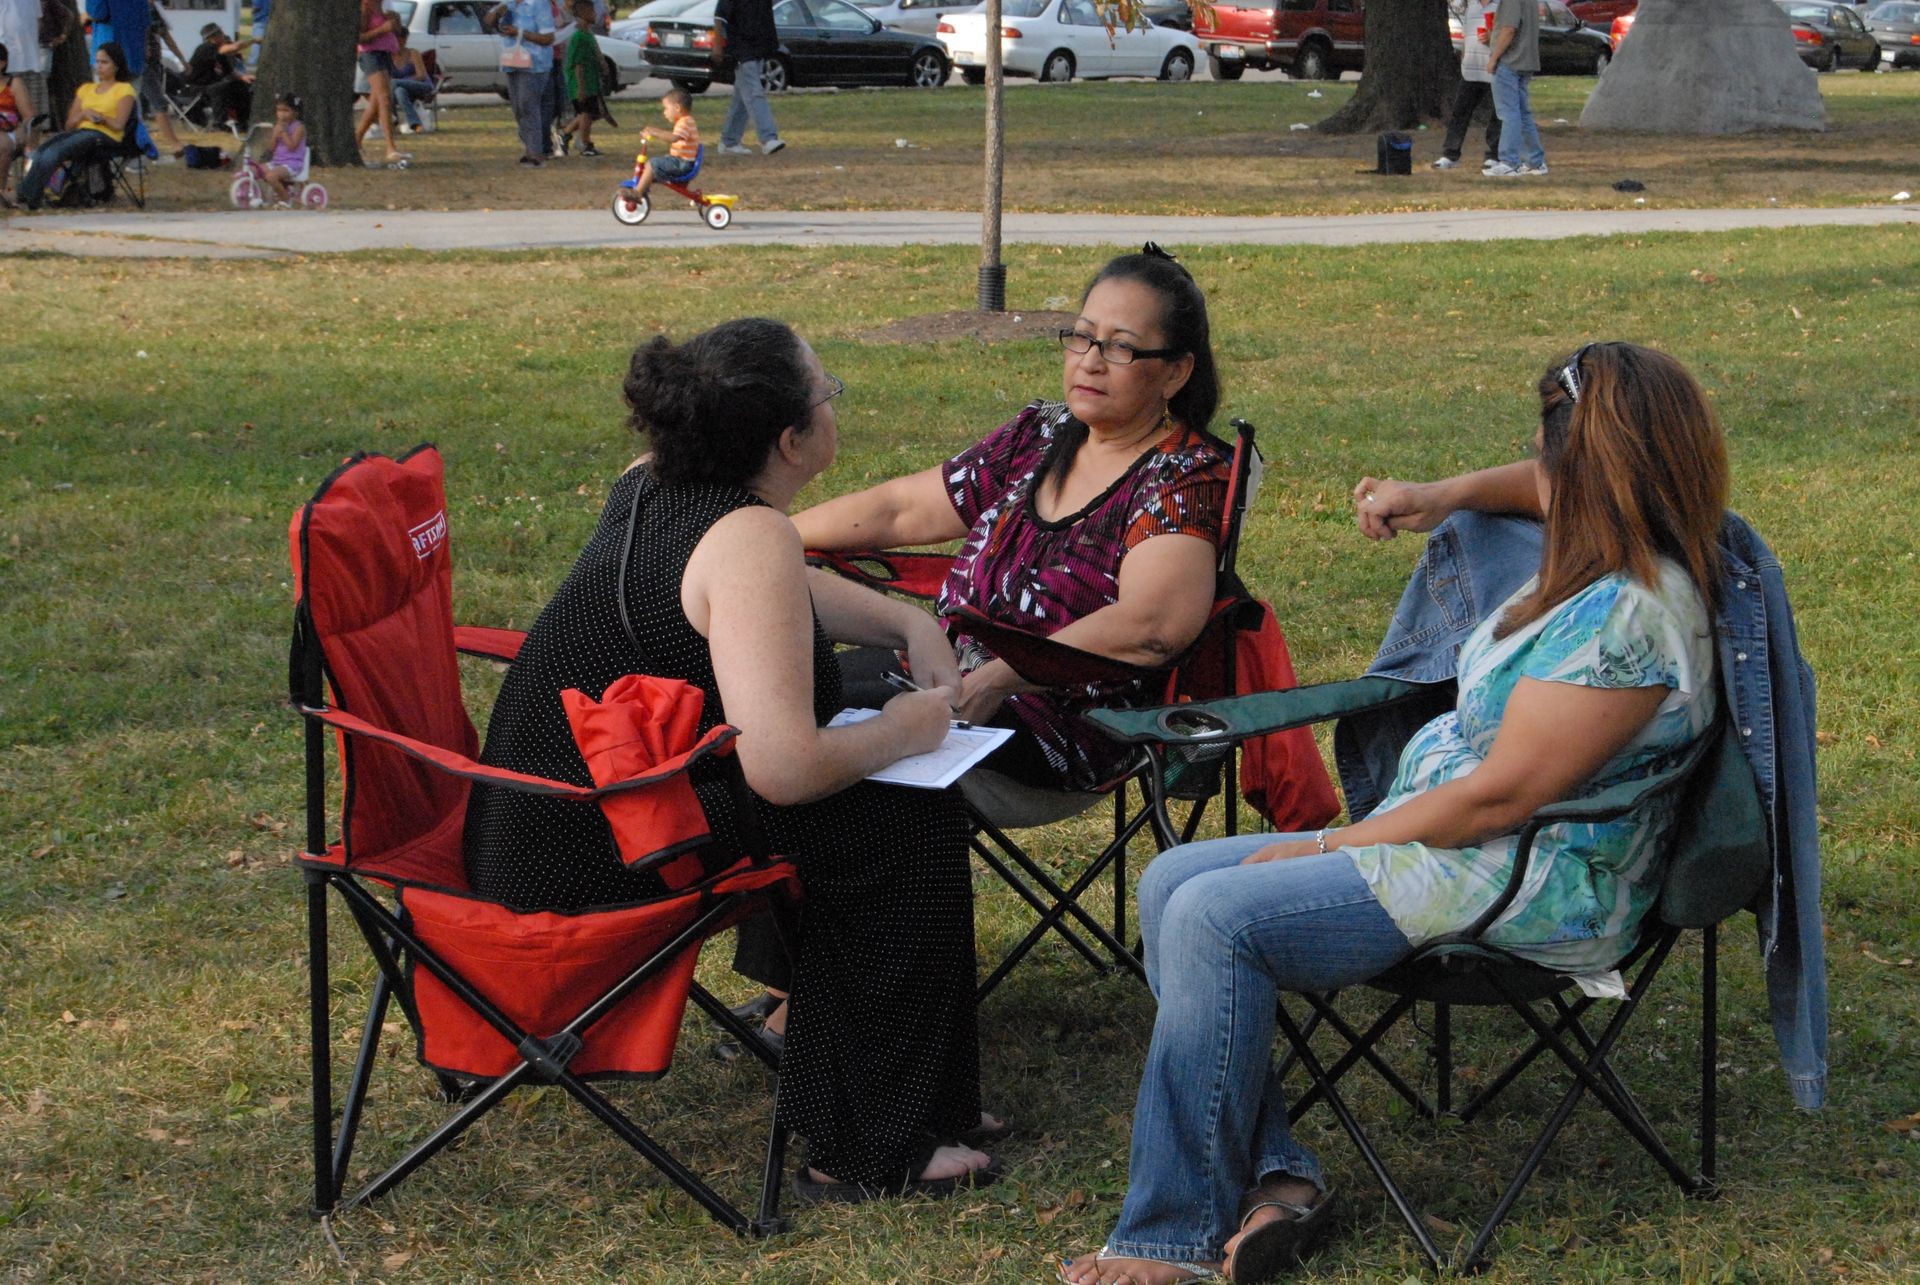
[1314,828,1329,854]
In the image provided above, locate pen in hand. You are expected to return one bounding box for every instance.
[883,670,971,729]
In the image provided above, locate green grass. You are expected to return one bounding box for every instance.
[62,69,1920,215]
[2,232,1918,1281]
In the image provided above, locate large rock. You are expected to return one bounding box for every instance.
[1581,0,1825,134]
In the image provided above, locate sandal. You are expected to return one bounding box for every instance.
[1057,1248,1221,1283]
[791,1141,1001,1206]
[1225,1187,1335,1283]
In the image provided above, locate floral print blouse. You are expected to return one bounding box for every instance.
[1346,558,1717,975]
[937,400,1230,790]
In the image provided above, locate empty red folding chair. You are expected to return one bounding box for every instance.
[287,444,802,1234]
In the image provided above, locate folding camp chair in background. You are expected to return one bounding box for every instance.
[288,445,803,1235]
[1087,664,1772,1272]
[811,419,1338,1001]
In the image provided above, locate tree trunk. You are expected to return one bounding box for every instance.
[979,0,1005,311]
[1581,0,1823,133]
[251,0,364,166]
[1317,0,1457,134]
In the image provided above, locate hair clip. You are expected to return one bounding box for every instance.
[1141,241,1179,262]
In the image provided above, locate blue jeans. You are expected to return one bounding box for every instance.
[392,77,433,129]
[541,62,566,151]
[1492,64,1543,169]
[17,128,115,209]
[504,68,549,158]
[722,58,780,147]
[1104,836,1413,1264]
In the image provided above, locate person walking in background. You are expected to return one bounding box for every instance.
[488,0,553,166]
[248,0,270,66]
[539,0,568,155]
[353,0,409,165]
[1434,0,1500,172]
[557,0,603,156]
[715,0,782,155]
[135,0,183,155]
[1484,0,1544,177]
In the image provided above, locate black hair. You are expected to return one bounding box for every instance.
[622,318,813,489]
[96,41,130,80]
[277,91,305,115]
[1038,247,1222,490]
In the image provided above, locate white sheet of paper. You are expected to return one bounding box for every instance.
[828,708,1014,790]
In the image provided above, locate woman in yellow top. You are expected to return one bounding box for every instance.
[17,42,137,210]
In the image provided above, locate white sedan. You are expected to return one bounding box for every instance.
[379,0,651,95]
[939,0,1201,82]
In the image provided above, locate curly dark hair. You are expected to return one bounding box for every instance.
[621,318,814,488]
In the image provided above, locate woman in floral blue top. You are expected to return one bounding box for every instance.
[1064,342,1730,1285]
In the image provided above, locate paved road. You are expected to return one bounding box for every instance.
[7,203,1917,257]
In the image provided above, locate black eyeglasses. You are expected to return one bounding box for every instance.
[811,373,845,409]
[1059,329,1182,366]
[1556,342,1599,404]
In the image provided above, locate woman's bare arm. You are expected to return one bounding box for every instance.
[792,465,968,551]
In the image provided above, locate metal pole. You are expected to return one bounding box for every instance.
[978,0,1006,312]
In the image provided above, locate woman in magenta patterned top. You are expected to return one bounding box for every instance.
[796,248,1230,791]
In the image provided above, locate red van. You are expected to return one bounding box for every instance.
[1196,0,1366,81]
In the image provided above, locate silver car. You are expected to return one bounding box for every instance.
[380,0,651,95]
[852,0,967,35]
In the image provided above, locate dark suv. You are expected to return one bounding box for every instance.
[1195,0,1366,80]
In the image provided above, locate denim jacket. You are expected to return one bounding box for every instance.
[1333,510,1828,1110]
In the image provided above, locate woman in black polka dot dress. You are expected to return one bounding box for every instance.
[463,318,997,1198]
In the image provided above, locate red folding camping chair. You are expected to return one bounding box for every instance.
[810,418,1338,1000]
[287,444,802,1235]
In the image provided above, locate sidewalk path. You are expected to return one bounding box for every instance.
[9,203,1918,256]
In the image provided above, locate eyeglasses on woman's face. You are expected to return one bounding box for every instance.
[810,373,845,409]
[1058,329,1181,366]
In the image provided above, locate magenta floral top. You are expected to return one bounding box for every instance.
[937,400,1230,789]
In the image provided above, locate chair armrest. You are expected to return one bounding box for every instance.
[296,702,736,798]
[1448,735,1715,945]
[453,625,526,662]
[806,548,954,601]
[942,603,1161,689]
[1084,675,1433,746]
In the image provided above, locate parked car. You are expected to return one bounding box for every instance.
[939,0,1203,81]
[383,0,649,95]
[1138,0,1197,29]
[1864,0,1920,64]
[1777,0,1881,68]
[1448,0,1613,74]
[608,0,711,41]
[1196,0,1365,81]
[643,0,952,92]
[1567,0,1634,22]
[853,0,957,35]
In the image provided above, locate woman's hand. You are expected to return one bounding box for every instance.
[1240,838,1323,865]
[883,687,958,757]
[955,660,1021,727]
[1353,477,1452,541]
[902,619,962,697]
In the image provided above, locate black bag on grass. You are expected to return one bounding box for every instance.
[182,145,229,170]
[1375,132,1412,175]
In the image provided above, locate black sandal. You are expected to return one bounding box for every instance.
[1226,1187,1335,1282]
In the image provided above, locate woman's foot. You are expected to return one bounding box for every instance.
[1058,1249,1221,1284]
[806,1141,989,1188]
[1221,1177,1333,1282]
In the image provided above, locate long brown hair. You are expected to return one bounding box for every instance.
[1496,342,1728,639]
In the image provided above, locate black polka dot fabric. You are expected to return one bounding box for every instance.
[464,466,983,1186]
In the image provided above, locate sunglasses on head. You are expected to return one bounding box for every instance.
[1555,342,1600,404]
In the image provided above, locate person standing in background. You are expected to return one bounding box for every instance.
[1433,0,1500,172]
[1484,0,1544,177]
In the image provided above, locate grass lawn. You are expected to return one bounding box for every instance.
[65,70,1920,216]
[3,229,1918,1282]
